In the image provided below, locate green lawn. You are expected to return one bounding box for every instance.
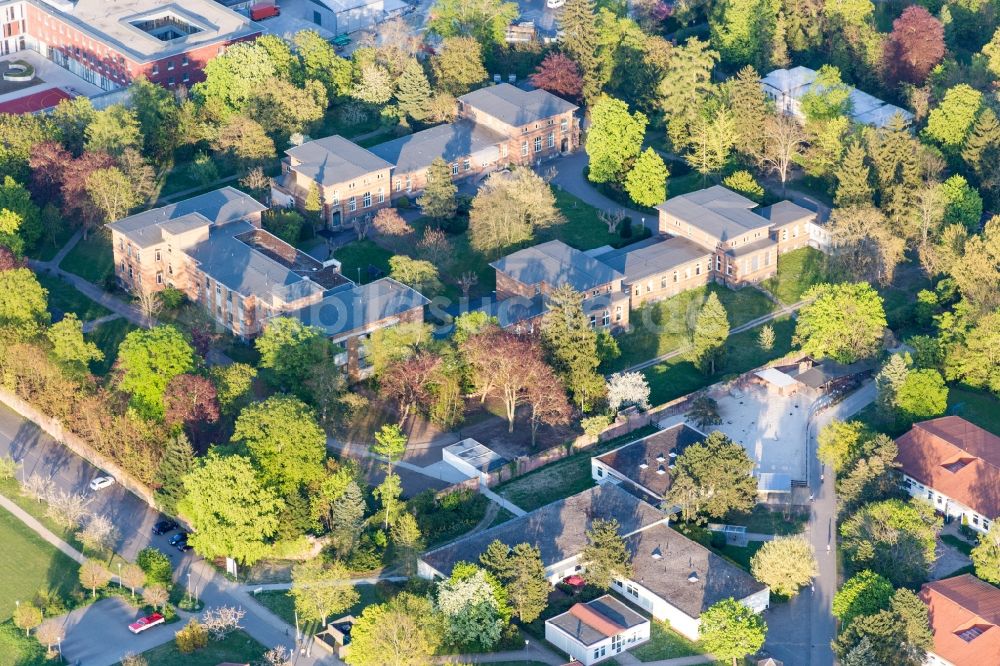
[643,317,795,406]
[947,387,1000,435]
[333,240,394,285]
[631,620,703,662]
[724,505,808,536]
[760,247,831,305]
[941,534,975,556]
[495,426,657,512]
[543,190,642,251]
[85,317,139,376]
[0,506,81,622]
[138,629,266,666]
[27,221,75,263]
[0,478,84,551]
[59,232,114,285]
[0,621,46,666]
[34,271,111,322]
[604,284,776,373]
[712,540,764,572]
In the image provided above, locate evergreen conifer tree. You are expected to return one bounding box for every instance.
[835,142,874,208]
[395,59,432,123]
[558,0,600,102]
[418,157,457,220]
[726,65,770,161]
[540,285,604,412]
[692,292,730,374]
[154,433,196,515]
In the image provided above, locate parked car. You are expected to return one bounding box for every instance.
[152,519,178,535]
[128,613,164,634]
[174,538,193,553]
[89,476,115,491]
[169,531,189,546]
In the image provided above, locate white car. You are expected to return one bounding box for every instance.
[547,0,566,7]
[89,476,115,491]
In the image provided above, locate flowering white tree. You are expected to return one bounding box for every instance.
[258,646,293,666]
[20,474,52,503]
[46,489,91,529]
[77,514,119,553]
[201,605,246,640]
[436,568,505,651]
[606,372,651,413]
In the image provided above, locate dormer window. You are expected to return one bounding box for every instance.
[956,625,992,642]
[656,453,665,462]
[639,460,648,470]
[656,465,666,475]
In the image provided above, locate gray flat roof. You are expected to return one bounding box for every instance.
[627,523,767,618]
[459,83,577,128]
[547,595,648,646]
[420,484,665,578]
[34,0,259,63]
[657,186,770,241]
[286,135,393,187]
[109,186,267,248]
[292,278,429,341]
[599,236,712,283]
[595,424,706,500]
[368,120,506,174]
[491,240,624,292]
[758,201,816,227]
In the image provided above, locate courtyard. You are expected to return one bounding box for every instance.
[0,51,103,113]
[664,382,813,484]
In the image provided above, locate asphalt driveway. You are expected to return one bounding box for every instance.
[57,597,176,666]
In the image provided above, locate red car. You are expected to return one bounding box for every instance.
[128,613,165,634]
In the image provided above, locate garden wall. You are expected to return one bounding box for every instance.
[0,388,157,507]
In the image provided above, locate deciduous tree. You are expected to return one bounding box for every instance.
[625,148,668,207]
[750,535,817,596]
[46,313,102,372]
[80,559,112,598]
[163,374,220,430]
[923,84,983,151]
[699,598,767,666]
[430,36,489,95]
[759,113,806,194]
[793,283,886,363]
[290,558,359,626]
[525,361,572,447]
[882,6,944,86]
[832,570,894,629]
[667,431,757,520]
[426,0,519,45]
[586,96,648,184]
[13,602,41,636]
[115,325,195,420]
[388,256,443,294]
[255,317,329,391]
[468,168,562,256]
[480,541,549,623]
[436,565,508,650]
[530,53,584,101]
[178,453,283,566]
[840,498,941,587]
[345,593,442,666]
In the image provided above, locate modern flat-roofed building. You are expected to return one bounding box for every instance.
[109,187,426,378]
[920,574,1000,666]
[0,0,260,90]
[760,66,914,128]
[274,83,580,229]
[546,595,651,665]
[896,416,1000,534]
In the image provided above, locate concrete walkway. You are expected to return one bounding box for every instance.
[621,297,810,374]
[82,313,123,333]
[618,655,716,666]
[437,643,565,665]
[545,151,653,228]
[481,485,526,517]
[0,492,85,565]
[242,575,408,592]
[29,261,153,329]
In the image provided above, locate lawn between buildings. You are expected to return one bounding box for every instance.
[136,629,267,666]
[34,270,111,322]
[59,231,115,285]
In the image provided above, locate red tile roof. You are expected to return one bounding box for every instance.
[895,417,1000,518]
[568,602,625,637]
[921,575,1000,666]
[0,87,72,114]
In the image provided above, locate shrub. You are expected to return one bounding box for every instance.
[159,287,184,310]
[136,547,172,587]
[175,619,209,653]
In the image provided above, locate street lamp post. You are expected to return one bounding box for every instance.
[186,572,191,605]
[117,562,122,588]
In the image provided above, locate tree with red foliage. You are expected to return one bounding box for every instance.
[0,246,22,271]
[530,53,584,102]
[163,374,220,430]
[882,6,945,86]
[380,351,441,424]
[526,361,572,447]
[27,142,72,202]
[60,151,116,236]
[461,327,567,433]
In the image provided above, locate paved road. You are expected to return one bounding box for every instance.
[545,151,653,229]
[0,402,336,665]
[763,381,876,666]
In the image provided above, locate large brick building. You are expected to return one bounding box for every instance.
[108,187,427,379]
[273,83,580,229]
[491,185,828,331]
[0,0,259,90]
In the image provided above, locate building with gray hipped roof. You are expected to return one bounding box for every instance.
[491,239,631,330]
[110,187,427,379]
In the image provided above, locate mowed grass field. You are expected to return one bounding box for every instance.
[0,507,81,621]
